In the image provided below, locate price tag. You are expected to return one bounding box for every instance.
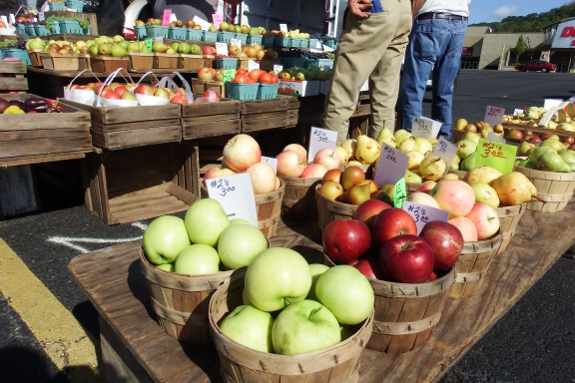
[222,69,235,82]
[487,132,505,143]
[473,139,517,174]
[144,38,153,52]
[308,127,337,162]
[260,156,278,174]
[206,173,258,227]
[374,143,409,187]
[38,12,44,21]
[402,201,449,235]
[279,24,288,33]
[431,137,458,165]
[544,99,562,110]
[212,13,223,30]
[393,178,407,209]
[162,9,172,25]
[216,42,228,55]
[273,65,283,75]
[513,108,523,116]
[483,105,505,127]
[412,116,441,140]
[230,38,241,50]
[248,60,260,72]
[322,44,334,52]
[193,16,211,30]
[154,36,163,43]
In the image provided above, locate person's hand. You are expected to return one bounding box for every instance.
[348,0,373,19]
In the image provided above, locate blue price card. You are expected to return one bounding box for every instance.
[374,143,409,187]
[206,173,258,227]
[402,201,449,234]
[431,137,458,165]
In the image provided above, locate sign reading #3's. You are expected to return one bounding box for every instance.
[552,20,575,48]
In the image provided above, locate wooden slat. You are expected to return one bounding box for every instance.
[0,61,26,74]
[0,136,92,159]
[0,152,86,168]
[241,111,290,133]
[0,77,28,91]
[240,98,288,115]
[91,118,181,134]
[181,98,241,118]
[0,128,90,142]
[182,116,241,140]
[91,125,182,150]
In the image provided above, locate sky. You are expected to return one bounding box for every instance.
[469,1,574,24]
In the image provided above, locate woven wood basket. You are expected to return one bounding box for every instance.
[514,166,575,213]
[209,270,373,383]
[494,203,527,254]
[449,233,503,299]
[315,184,357,233]
[325,254,454,353]
[279,176,321,221]
[139,249,237,344]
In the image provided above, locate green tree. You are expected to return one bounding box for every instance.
[515,35,526,64]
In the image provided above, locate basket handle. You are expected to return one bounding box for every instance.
[65,69,100,90]
[135,70,164,89]
[93,67,130,106]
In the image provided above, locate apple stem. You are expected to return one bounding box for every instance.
[309,306,322,321]
[532,195,545,202]
[285,297,293,306]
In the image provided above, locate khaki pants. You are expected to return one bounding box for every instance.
[322,0,412,144]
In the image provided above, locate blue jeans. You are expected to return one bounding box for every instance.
[399,16,467,139]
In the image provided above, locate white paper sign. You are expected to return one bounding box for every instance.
[487,132,506,143]
[0,16,7,25]
[38,12,44,21]
[260,156,278,174]
[322,44,334,52]
[154,36,164,43]
[279,24,288,33]
[230,38,241,49]
[513,108,523,116]
[273,65,283,75]
[374,143,409,187]
[412,116,442,140]
[193,16,211,31]
[206,173,258,227]
[432,137,458,165]
[308,127,338,163]
[248,60,260,72]
[483,105,505,127]
[9,14,15,25]
[402,201,449,235]
[216,42,228,55]
[316,41,322,49]
[544,99,563,110]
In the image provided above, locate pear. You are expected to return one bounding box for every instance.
[558,150,575,166]
[441,174,459,180]
[166,47,176,54]
[430,138,438,145]
[152,42,169,53]
[464,166,502,185]
[519,141,535,155]
[334,146,349,164]
[466,123,477,133]
[450,155,460,171]
[110,44,127,58]
[406,151,424,171]
[171,42,179,52]
[454,118,468,131]
[547,120,558,130]
[491,172,537,205]
[341,139,356,160]
[469,182,500,208]
[456,139,478,160]
[97,43,112,55]
[178,42,191,54]
[516,159,537,169]
[558,123,574,132]
[345,183,371,205]
[140,44,150,53]
[537,152,566,172]
[89,45,99,55]
[405,170,422,184]
[461,152,478,171]
[464,131,481,143]
[394,129,413,146]
[355,135,380,165]
[118,41,130,50]
[378,184,395,203]
[113,35,125,43]
[414,137,432,156]
[127,42,140,52]
[398,137,417,154]
[528,146,556,163]
[540,138,566,152]
[376,127,396,147]
[419,156,447,181]
[548,134,560,141]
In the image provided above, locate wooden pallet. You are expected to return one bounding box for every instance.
[181,97,241,140]
[59,99,181,150]
[0,94,92,167]
[0,60,28,92]
[82,142,200,225]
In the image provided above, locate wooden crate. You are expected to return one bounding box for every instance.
[28,49,44,68]
[191,78,206,94]
[153,53,179,69]
[0,165,40,219]
[240,98,292,133]
[129,52,154,70]
[90,55,129,73]
[181,97,241,140]
[40,52,80,71]
[178,54,204,70]
[0,94,92,167]
[205,81,225,98]
[82,142,200,225]
[0,60,28,92]
[59,99,181,150]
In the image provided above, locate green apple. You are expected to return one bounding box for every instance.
[315,265,374,325]
[184,198,230,247]
[174,244,220,275]
[230,218,252,226]
[220,304,274,352]
[217,224,268,269]
[189,43,201,55]
[142,215,190,265]
[156,263,174,272]
[244,248,312,312]
[271,299,341,355]
[306,263,329,301]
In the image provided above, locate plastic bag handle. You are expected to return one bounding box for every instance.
[65,69,100,90]
[170,71,193,102]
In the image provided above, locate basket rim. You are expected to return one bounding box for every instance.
[514,164,575,180]
[461,231,503,253]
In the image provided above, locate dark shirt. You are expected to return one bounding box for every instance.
[148,0,219,23]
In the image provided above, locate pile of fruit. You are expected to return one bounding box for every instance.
[453,118,505,139]
[168,42,202,55]
[0,97,62,114]
[276,143,339,179]
[0,39,26,50]
[278,66,332,81]
[516,136,575,173]
[264,29,311,40]
[217,22,265,36]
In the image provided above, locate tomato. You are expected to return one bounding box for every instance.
[246,78,256,83]
[258,73,273,84]
[236,68,248,76]
[269,74,279,84]
[234,75,250,83]
[249,69,263,81]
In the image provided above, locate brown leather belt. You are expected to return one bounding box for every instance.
[418,13,468,21]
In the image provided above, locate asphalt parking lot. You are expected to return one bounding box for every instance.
[1,69,575,383]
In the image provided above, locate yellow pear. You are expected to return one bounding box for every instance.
[354,135,381,165]
[491,172,537,206]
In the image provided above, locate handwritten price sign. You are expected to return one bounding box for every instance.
[206,173,258,227]
[473,139,517,174]
[216,42,228,56]
[212,14,223,29]
[144,39,153,52]
[230,38,242,50]
[393,178,407,209]
[431,137,458,165]
[162,9,172,25]
[308,127,337,162]
[374,143,409,188]
[412,116,441,140]
[154,36,164,43]
[273,65,283,75]
[483,105,505,127]
[402,201,449,234]
[222,69,235,83]
[260,156,278,174]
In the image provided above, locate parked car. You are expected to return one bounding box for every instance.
[515,61,556,73]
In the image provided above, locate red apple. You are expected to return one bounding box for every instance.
[416,181,437,194]
[223,134,262,172]
[313,148,340,170]
[323,219,372,264]
[170,94,189,104]
[154,88,170,99]
[371,208,417,248]
[276,150,305,177]
[323,169,342,184]
[448,217,478,242]
[198,67,215,81]
[283,143,307,161]
[113,86,129,96]
[101,88,120,99]
[301,163,328,178]
[352,255,385,280]
[465,203,500,240]
[379,234,434,283]
[353,199,391,228]
[203,90,220,101]
[540,132,552,140]
[431,179,475,218]
[507,129,523,141]
[202,46,215,55]
[523,129,533,137]
[134,85,153,96]
[419,221,463,271]
[429,271,438,281]
[563,136,575,145]
[528,136,541,143]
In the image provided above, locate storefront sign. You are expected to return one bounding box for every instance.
[551,20,575,48]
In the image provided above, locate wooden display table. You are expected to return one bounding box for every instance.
[68,203,575,383]
[0,60,28,93]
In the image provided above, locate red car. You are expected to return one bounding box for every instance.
[515,60,556,73]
